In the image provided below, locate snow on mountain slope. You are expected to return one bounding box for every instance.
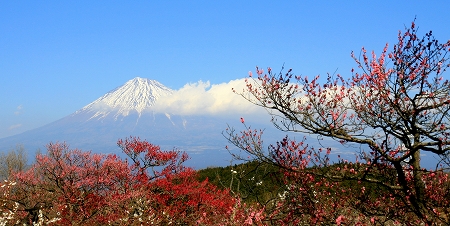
[76,77,173,120]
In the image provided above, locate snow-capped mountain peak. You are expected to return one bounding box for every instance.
[77,77,173,120]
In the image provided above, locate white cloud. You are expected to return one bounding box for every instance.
[14,105,23,115]
[8,124,22,130]
[152,78,265,118]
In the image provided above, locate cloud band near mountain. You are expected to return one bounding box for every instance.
[152,78,264,117]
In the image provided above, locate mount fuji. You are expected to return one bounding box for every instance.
[0,77,254,168]
[80,77,174,120]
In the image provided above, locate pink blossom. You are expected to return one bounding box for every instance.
[336,215,345,225]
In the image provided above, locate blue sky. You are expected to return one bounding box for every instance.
[1,1,449,139]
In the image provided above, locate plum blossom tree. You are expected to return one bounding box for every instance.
[226,20,450,224]
[2,142,136,225]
